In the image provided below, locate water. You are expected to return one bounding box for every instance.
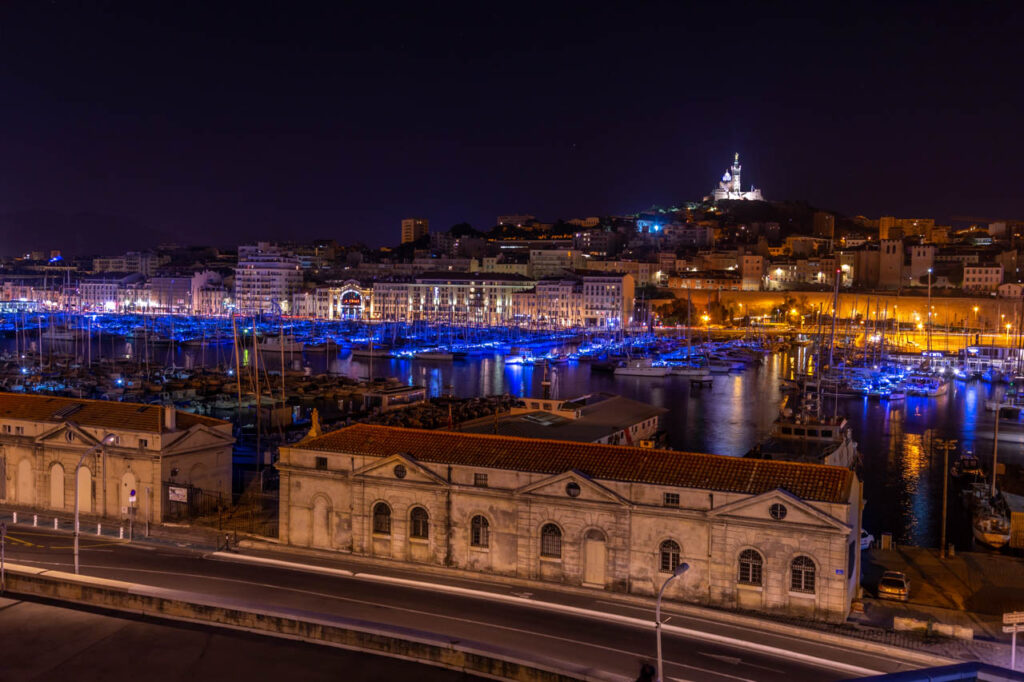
[7,335,1017,551]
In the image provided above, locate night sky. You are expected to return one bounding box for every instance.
[1,1,1022,255]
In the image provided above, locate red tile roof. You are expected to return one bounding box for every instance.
[0,393,227,433]
[300,424,854,503]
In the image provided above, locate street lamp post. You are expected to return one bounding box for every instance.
[74,432,119,575]
[655,562,690,682]
[934,437,957,559]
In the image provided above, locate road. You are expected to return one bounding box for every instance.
[0,597,482,682]
[0,525,924,682]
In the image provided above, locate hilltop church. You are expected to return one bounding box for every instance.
[709,153,764,202]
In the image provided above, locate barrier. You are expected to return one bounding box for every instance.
[1,563,613,682]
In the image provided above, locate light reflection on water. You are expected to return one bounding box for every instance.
[10,335,1023,550]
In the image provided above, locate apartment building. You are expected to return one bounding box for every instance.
[233,242,303,314]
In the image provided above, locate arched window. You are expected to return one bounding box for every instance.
[470,515,489,548]
[659,540,681,573]
[409,506,429,539]
[540,523,562,558]
[738,549,763,585]
[372,502,391,535]
[790,555,816,593]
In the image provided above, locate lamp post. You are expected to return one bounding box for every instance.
[933,437,957,559]
[926,268,933,352]
[74,432,119,574]
[655,562,690,682]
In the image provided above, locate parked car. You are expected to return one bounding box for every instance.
[877,570,910,601]
[860,528,875,550]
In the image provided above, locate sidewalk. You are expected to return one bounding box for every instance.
[860,546,1024,645]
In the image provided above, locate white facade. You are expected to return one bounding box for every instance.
[711,154,764,202]
[234,242,303,314]
[963,264,1003,292]
[371,273,534,325]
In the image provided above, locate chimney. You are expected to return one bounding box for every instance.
[164,405,176,431]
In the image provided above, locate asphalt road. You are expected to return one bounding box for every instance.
[0,597,485,682]
[0,526,920,682]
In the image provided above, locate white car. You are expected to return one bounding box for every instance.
[860,529,875,550]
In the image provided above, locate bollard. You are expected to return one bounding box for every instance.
[11,512,16,524]
[96,523,101,535]
[53,518,58,530]
[119,526,124,539]
[33,514,37,527]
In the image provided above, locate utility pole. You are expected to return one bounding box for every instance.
[934,437,957,558]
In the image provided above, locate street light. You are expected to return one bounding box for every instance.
[74,432,119,574]
[656,562,690,682]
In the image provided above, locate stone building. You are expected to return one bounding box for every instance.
[0,394,233,523]
[279,424,861,622]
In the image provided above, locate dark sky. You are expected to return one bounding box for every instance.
[1,1,1022,255]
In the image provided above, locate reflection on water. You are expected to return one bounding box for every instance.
[9,335,1022,550]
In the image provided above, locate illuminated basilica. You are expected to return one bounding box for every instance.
[709,153,764,201]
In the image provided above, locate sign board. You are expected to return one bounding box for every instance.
[129,489,137,504]
[168,486,188,503]
[1005,611,1024,625]
[1004,625,1024,633]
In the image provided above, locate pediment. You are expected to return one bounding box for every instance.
[353,453,448,486]
[515,469,629,506]
[35,422,100,447]
[163,425,235,454]
[707,488,850,533]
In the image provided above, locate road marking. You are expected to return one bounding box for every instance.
[209,552,880,677]
[4,558,750,682]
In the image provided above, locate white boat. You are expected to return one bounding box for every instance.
[351,344,394,359]
[670,364,710,378]
[416,351,454,361]
[973,509,1010,549]
[614,358,671,377]
[260,335,304,352]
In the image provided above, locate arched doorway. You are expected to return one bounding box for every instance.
[49,463,65,509]
[16,458,34,506]
[583,529,607,587]
[312,496,331,548]
[77,465,92,513]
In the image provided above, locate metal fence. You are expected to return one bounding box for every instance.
[162,481,278,538]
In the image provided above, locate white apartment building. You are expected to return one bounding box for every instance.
[581,273,634,328]
[963,264,1004,292]
[372,273,534,325]
[233,242,303,314]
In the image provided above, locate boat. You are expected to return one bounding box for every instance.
[351,344,394,359]
[745,393,859,469]
[260,335,304,353]
[614,358,671,377]
[951,452,984,481]
[669,363,710,378]
[415,351,454,361]
[973,505,1011,549]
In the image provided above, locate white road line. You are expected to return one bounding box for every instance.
[5,558,747,682]
[210,552,880,677]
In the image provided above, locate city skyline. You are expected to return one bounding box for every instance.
[1,2,1022,255]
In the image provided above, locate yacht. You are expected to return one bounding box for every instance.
[973,503,1011,549]
[745,394,859,469]
[259,335,304,353]
[614,358,671,377]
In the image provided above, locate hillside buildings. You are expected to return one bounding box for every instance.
[401,218,429,244]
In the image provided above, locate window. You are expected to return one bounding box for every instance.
[65,431,75,442]
[14,426,23,436]
[372,503,391,535]
[474,473,488,487]
[769,503,788,521]
[565,481,581,497]
[660,540,681,572]
[471,515,489,547]
[138,438,148,448]
[540,523,562,558]
[1,425,9,433]
[738,549,763,585]
[791,556,816,593]
[410,507,429,539]
[663,492,679,507]
[393,464,407,479]
[315,456,327,470]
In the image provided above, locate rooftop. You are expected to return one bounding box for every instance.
[298,423,853,503]
[0,394,227,433]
